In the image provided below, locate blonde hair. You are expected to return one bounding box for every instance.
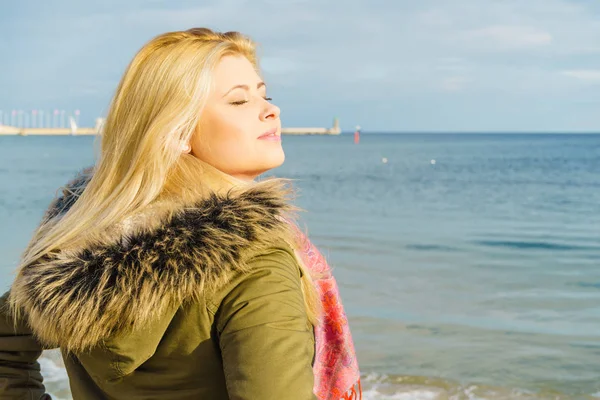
[14,28,321,325]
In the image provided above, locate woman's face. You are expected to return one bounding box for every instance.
[190,55,283,181]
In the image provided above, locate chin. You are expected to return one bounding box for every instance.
[256,150,285,176]
[265,146,285,167]
[273,150,286,168]
[232,148,285,179]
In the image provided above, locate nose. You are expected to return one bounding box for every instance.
[260,99,280,121]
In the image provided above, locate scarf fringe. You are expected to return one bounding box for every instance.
[341,379,362,400]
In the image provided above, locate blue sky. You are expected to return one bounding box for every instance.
[1,0,600,132]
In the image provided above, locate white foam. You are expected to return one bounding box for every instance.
[361,372,446,400]
[362,385,445,400]
[363,388,441,400]
[39,350,71,400]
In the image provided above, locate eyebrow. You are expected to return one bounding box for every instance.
[222,82,266,97]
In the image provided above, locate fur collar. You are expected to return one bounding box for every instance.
[9,169,295,353]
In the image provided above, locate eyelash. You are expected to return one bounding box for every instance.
[230,97,272,106]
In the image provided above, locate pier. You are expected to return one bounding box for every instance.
[281,118,340,135]
[0,126,98,136]
[0,117,341,136]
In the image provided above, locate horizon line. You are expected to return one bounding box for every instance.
[340,130,600,135]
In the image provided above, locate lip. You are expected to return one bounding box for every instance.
[258,128,280,140]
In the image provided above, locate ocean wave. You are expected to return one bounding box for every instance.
[360,372,600,400]
[471,239,599,252]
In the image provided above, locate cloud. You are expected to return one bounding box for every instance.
[441,76,470,92]
[561,70,600,83]
[413,0,600,56]
[465,25,553,50]
[436,57,470,72]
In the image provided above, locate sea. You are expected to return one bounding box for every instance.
[1,133,599,399]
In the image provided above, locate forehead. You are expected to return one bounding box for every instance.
[213,55,261,91]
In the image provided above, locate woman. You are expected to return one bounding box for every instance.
[0,28,360,399]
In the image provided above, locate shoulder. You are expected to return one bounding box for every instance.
[245,242,302,278]
[206,242,304,315]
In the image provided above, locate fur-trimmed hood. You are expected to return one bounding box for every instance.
[9,168,296,353]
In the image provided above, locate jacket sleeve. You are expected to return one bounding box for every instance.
[0,291,52,399]
[216,247,317,400]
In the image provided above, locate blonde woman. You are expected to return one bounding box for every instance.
[0,28,361,399]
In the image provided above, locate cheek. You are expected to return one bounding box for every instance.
[193,109,253,165]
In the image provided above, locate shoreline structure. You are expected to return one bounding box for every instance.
[0,117,341,136]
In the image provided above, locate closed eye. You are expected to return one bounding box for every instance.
[230,97,273,106]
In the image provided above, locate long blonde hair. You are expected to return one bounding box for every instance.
[15,28,321,325]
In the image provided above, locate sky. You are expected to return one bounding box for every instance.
[1,0,600,132]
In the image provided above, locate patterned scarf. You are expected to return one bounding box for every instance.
[294,228,362,400]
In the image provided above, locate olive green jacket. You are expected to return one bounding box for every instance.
[0,172,317,399]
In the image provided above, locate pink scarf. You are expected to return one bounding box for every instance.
[294,228,362,400]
